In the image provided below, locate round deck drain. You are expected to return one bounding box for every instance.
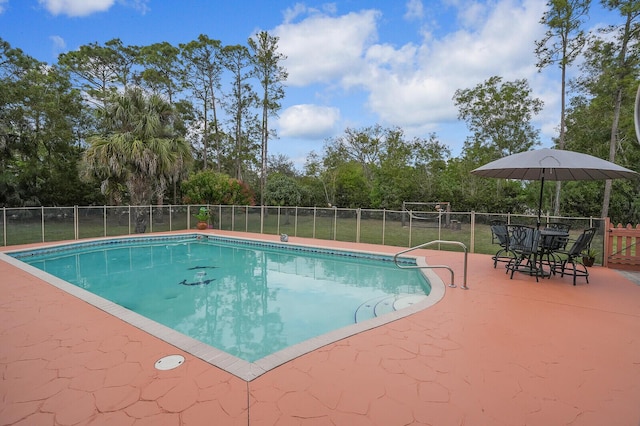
[155,355,185,370]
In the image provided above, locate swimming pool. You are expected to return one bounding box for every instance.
[4,233,445,380]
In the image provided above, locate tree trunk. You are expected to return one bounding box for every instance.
[260,102,268,206]
[601,87,623,219]
[553,61,568,216]
[602,11,633,219]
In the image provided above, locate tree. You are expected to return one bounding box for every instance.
[563,1,640,222]
[104,38,140,90]
[0,39,95,207]
[264,173,302,224]
[264,173,302,206]
[82,88,191,232]
[221,44,258,181]
[328,125,385,182]
[370,130,450,208]
[268,153,297,177]
[180,35,224,170]
[453,76,544,158]
[248,31,288,206]
[535,0,591,215]
[181,170,254,205]
[306,126,452,209]
[597,0,640,219]
[303,151,334,206]
[137,42,184,105]
[58,41,121,113]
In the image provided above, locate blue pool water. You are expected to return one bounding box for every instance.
[11,235,431,362]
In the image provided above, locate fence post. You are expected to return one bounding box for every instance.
[149,205,153,233]
[41,206,45,243]
[3,207,6,246]
[313,207,316,239]
[333,207,337,240]
[294,207,298,237]
[103,206,107,237]
[603,217,611,267]
[470,211,476,253]
[277,206,281,235]
[356,208,361,243]
[382,209,386,246]
[74,206,78,240]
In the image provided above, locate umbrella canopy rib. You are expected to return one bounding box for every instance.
[471,149,638,182]
[470,148,638,228]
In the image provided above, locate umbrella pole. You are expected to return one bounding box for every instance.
[537,169,545,229]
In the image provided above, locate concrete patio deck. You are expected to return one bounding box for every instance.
[1,231,639,425]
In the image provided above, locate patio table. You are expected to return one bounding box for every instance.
[538,229,570,277]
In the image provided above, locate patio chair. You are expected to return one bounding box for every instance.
[506,225,543,282]
[551,228,597,285]
[490,220,514,268]
[544,222,571,249]
[538,229,571,277]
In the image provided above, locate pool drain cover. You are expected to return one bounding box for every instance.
[155,355,185,370]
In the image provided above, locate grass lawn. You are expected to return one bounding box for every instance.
[2,207,604,264]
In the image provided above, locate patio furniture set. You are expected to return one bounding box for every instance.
[474,148,635,286]
[490,220,597,285]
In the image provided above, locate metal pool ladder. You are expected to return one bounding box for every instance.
[393,240,469,290]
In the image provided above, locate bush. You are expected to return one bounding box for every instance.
[182,170,254,205]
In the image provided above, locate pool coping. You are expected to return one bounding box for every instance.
[0,232,446,381]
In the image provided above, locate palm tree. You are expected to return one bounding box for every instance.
[82,87,191,232]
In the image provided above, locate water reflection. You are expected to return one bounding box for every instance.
[24,239,429,362]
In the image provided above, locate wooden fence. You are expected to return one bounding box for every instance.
[604,218,640,271]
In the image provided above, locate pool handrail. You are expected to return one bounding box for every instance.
[393,240,469,290]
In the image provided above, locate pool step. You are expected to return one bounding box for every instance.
[354,293,427,323]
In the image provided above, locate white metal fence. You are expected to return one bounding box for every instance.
[0,205,605,259]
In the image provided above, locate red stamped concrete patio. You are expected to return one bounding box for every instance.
[1,231,640,425]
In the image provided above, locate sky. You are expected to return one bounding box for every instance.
[0,0,622,168]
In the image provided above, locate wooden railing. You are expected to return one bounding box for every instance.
[604,218,640,271]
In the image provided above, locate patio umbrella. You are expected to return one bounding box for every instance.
[470,148,638,228]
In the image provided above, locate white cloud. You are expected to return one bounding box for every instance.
[273,0,563,155]
[126,0,149,15]
[404,0,424,21]
[454,0,490,30]
[39,0,114,16]
[278,104,341,139]
[283,3,308,23]
[37,0,149,17]
[49,35,66,56]
[0,0,8,14]
[274,9,380,86]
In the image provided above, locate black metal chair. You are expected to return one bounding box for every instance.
[490,220,514,268]
[538,231,570,278]
[506,225,543,282]
[544,222,571,250]
[551,228,597,285]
